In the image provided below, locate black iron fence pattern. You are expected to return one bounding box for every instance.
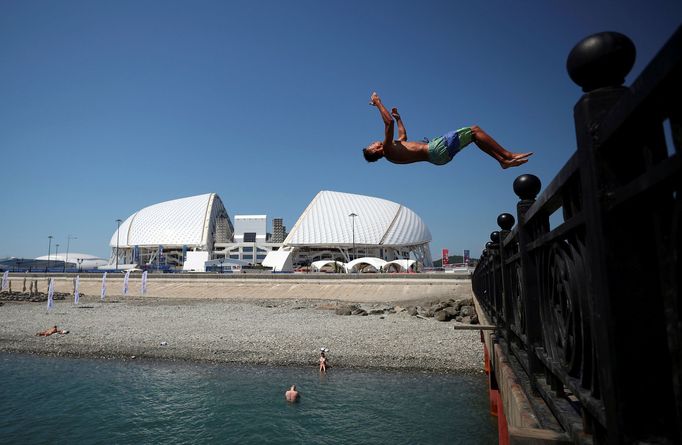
[472,27,681,444]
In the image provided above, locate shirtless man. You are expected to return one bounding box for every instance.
[363,92,532,169]
[285,384,300,402]
[319,351,327,373]
[36,325,68,336]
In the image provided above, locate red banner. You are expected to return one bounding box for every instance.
[442,249,449,265]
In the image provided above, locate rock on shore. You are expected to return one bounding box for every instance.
[334,298,479,324]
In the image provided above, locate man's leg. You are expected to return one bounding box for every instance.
[470,126,533,168]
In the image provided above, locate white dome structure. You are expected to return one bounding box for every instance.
[35,253,108,270]
[263,191,432,271]
[285,191,431,248]
[109,193,233,268]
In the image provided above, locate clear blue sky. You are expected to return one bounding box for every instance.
[1,0,680,260]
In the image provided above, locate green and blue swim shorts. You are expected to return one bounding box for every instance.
[427,127,474,165]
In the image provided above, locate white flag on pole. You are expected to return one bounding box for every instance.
[47,278,54,311]
[1,271,8,291]
[74,275,80,305]
[141,270,148,295]
[101,272,107,301]
[123,270,130,295]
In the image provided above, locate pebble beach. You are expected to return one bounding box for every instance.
[0,290,484,373]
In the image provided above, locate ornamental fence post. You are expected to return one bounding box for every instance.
[489,231,503,324]
[512,174,544,391]
[496,213,515,354]
[569,32,633,443]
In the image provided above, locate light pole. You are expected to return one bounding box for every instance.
[65,235,77,271]
[115,219,122,271]
[55,244,60,264]
[47,235,53,271]
[349,213,357,261]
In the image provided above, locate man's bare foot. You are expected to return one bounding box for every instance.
[510,152,533,160]
[500,157,529,169]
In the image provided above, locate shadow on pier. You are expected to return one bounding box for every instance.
[472,27,681,444]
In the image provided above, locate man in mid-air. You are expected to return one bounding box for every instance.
[363,92,532,169]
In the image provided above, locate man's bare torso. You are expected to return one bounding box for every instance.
[383,140,429,164]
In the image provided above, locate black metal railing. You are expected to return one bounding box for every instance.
[472,27,681,445]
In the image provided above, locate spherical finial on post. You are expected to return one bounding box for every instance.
[513,174,542,200]
[497,213,515,230]
[485,241,493,249]
[567,31,636,92]
[490,231,500,243]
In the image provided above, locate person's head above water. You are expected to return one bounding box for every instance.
[363,141,384,162]
[285,384,300,401]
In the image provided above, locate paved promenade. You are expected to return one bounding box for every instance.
[8,274,472,303]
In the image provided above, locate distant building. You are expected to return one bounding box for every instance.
[233,215,267,243]
[35,253,108,270]
[214,215,280,264]
[1,253,108,272]
[272,218,286,243]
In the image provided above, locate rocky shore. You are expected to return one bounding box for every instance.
[0,293,484,373]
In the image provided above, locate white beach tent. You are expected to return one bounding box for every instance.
[345,257,387,273]
[311,260,346,273]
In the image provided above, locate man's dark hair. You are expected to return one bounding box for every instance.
[362,148,382,162]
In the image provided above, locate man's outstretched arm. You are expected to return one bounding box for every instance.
[392,108,407,141]
[370,92,394,146]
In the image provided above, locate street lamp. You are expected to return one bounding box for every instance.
[115,219,122,271]
[47,235,53,271]
[219,258,224,274]
[55,244,60,264]
[65,235,77,271]
[349,213,357,261]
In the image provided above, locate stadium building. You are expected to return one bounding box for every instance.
[262,191,433,272]
[109,193,233,270]
[108,191,432,272]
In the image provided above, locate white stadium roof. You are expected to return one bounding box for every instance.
[109,193,229,248]
[284,190,431,247]
[35,253,103,261]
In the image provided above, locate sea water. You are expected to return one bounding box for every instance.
[0,353,497,444]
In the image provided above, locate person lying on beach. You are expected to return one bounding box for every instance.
[285,385,300,402]
[319,351,328,373]
[36,325,69,336]
[363,92,532,169]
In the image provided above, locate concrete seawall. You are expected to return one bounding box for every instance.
[4,274,473,303]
